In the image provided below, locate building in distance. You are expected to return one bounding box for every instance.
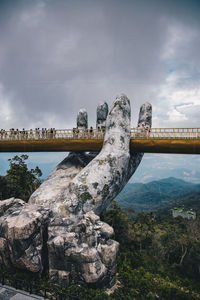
[172,207,196,220]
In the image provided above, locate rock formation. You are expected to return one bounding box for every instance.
[0,94,152,288]
[0,198,50,274]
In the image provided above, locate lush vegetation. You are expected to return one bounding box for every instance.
[0,154,42,202]
[100,202,200,299]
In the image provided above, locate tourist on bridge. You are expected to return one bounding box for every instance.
[97,126,101,138]
[38,128,41,138]
[76,127,79,138]
[145,126,150,138]
[89,126,93,138]
[42,128,45,138]
[73,128,75,138]
[53,128,56,138]
[0,129,4,139]
[35,128,38,138]
[30,129,33,139]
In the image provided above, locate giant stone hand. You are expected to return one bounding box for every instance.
[0,94,152,288]
[29,94,152,216]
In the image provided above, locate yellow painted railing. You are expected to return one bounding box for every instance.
[0,128,200,141]
[131,128,200,139]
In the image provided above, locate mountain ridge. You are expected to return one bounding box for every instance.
[116,177,200,211]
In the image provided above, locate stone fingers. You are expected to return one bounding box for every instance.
[86,101,108,160]
[137,102,152,129]
[63,94,131,215]
[29,109,90,207]
[77,109,88,129]
[126,102,152,181]
[29,104,109,210]
[96,102,108,128]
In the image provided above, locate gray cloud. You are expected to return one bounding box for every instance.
[1,0,199,130]
[0,0,200,127]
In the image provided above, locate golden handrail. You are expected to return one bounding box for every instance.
[0,128,200,141]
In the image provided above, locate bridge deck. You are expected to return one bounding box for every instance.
[0,138,200,154]
[0,128,200,154]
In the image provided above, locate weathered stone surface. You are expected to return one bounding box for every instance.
[96,102,108,128]
[47,211,119,287]
[127,102,152,181]
[0,199,50,274]
[138,102,152,129]
[98,240,119,267]
[49,269,70,287]
[29,152,92,212]
[59,94,132,216]
[0,94,152,288]
[0,197,25,217]
[77,108,88,129]
[29,95,132,216]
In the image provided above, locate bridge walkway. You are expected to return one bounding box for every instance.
[0,128,200,154]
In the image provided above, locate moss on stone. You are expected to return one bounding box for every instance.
[114,100,123,110]
[108,137,115,145]
[82,185,88,191]
[102,184,109,197]
[103,140,108,147]
[120,122,126,129]
[80,192,92,203]
[98,156,115,168]
[0,209,4,217]
[108,121,115,129]
[59,205,69,216]
[108,156,116,167]
[92,182,99,189]
[120,136,125,143]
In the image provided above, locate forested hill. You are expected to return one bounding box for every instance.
[116,177,200,211]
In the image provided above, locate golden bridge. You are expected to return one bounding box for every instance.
[0,128,200,154]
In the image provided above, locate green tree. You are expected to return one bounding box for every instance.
[0,175,9,200]
[4,154,42,202]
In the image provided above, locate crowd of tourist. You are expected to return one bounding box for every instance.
[0,126,152,140]
[0,126,106,140]
[1,126,199,141]
[72,126,105,138]
[0,128,57,140]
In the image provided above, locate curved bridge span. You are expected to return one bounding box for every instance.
[0,128,200,154]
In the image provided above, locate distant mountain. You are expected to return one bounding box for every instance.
[116,177,200,212]
[132,166,200,184]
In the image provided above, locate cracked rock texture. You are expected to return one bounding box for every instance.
[0,198,50,273]
[48,211,119,287]
[0,94,152,288]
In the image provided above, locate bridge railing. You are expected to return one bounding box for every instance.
[0,128,105,140]
[131,128,200,139]
[0,128,200,141]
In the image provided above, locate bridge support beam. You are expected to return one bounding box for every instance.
[0,138,200,154]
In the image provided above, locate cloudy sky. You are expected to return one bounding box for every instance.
[0,0,200,183]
